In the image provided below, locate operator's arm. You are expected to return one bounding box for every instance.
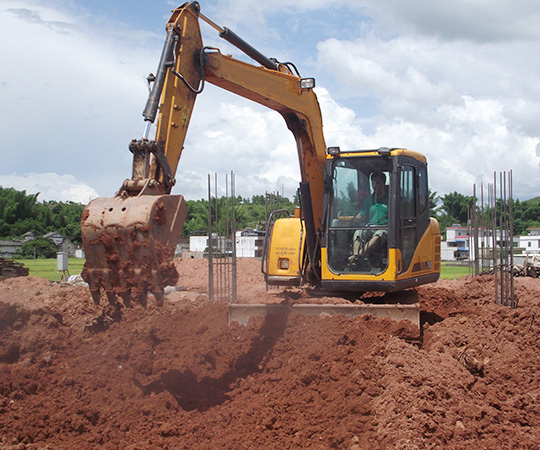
[354,195,372,223]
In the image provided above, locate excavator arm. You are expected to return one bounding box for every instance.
[81,2,326,307]
[153,2,327,223]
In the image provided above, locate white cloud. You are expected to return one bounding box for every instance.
[360,0,540,42]
[0,173,98,203]
[0,0,309,202]
[2,0,539,206]
[315,21,540,200]
[0,0,157,198]
[171,89,301,200]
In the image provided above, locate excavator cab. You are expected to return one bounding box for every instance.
[320,147,440,292]
[263,147,441,293]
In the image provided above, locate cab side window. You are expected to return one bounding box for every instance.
[418,165,428,215]
[401,165,416,219]
[400,165,416,271]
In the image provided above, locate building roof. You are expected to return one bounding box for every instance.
[0,239,22,246]
[44,231,64,238]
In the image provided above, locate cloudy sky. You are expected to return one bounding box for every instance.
[1,0,539,203]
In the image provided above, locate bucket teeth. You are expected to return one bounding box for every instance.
[90,290,101,305]
[120,292,132,308]
[152,289,165,306]
[81,194,187,307]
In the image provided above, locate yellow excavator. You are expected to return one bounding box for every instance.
[81,2,441,324]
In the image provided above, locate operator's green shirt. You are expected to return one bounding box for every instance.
[369,202,388,226]
[360,192,388,226]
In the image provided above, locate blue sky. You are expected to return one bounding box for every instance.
[1,0,539,203]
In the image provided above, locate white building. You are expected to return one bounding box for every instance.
[0,239,23,258]
[517,227,540,254]
[188,231,264,258]
[43,232,76,256]
[189,234,229,253]
[441,225,471,261]
[441,225,540,261]
[236,231,264,258]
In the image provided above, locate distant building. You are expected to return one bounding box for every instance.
[236,231,265,258]
[189,234,230,254]
[187,230,264,258]
[174,237,189,257]
[441,225,540,262]
[441,225,470,261]
[516,228,540,254]
[43,232,76,256]
[0,231,77,258]
[22,232,35,242]
[0,239,23,258]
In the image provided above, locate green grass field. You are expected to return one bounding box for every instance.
[13,258,470,282]
[14,258,86,282]
[439,262,471,280]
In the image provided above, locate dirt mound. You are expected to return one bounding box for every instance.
[1,259,539,449]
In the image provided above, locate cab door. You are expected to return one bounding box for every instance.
[398,158,430,272]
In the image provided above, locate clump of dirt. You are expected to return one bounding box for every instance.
[0,259,539,449]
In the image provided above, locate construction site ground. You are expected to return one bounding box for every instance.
[1,257,539,449]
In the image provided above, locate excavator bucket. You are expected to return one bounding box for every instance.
[81,194,187,307]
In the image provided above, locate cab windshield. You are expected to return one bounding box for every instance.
[326,157,391,274]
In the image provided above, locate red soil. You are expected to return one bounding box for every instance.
[1,258,539,449]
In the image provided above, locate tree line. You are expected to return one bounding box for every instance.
[181,193,297,236]
[0,187,296,244]
[0,187,84,243]
[1,187,539,251]
[432,191,540,236]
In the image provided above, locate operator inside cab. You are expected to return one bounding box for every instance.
[348,171,389,264]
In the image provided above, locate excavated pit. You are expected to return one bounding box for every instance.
[1,258,539,449]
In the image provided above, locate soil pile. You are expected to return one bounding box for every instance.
[1,258,539,449]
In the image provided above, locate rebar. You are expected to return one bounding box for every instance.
[207,172,237,304]
[509,170,514,308]
[499,172,505,305]
[492,174,498,305]
[470,171,514,308]
[473,184,479,276]
[207,175,214,300]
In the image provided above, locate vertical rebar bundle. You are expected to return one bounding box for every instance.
[470,170,514,308]
[473,184,479,276]
[207,172,237,304]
